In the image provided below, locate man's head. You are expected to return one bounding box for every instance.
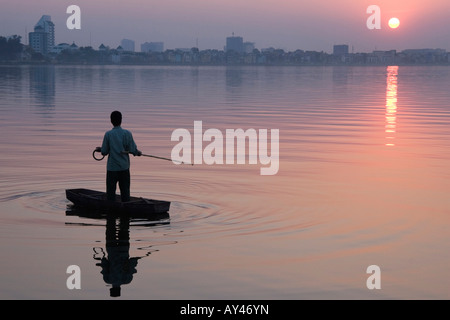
[110,111,122,127]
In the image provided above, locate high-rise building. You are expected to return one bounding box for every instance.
[35,15,55,49]
[226,35,244,53]
[29,27,48,55]
[141,42,164,53]
[29,15,55,55]
[120,39,135,52]
[333,44,349,56]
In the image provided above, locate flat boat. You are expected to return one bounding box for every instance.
[66,188,171,216]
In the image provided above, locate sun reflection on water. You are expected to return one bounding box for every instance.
[385,66,398,147]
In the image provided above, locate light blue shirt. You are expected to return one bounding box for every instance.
[101,126,138,171]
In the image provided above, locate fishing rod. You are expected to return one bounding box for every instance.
[92,149,192,165]
[137,153,191,165]
[124,151,193,165]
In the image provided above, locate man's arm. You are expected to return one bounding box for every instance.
[100,132,110,156]
[127,131,142,156]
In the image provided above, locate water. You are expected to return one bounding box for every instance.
[0,64,449,299]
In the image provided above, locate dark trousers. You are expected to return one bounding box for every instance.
[106,169,130,202]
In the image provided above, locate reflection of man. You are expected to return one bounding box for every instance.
[95,111,141,202]
[95,216,140,297]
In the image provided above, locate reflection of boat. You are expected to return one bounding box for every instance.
[65,206,170,226]
[66,188,171,217]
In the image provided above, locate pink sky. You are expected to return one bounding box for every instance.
[0,0,449,52]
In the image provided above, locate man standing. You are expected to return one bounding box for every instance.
[96,111,142,202]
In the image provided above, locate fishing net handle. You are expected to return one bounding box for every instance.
[92,149,105,161]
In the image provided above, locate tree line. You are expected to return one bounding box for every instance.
[0,36,23,60]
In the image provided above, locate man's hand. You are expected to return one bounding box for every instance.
[95,147,101,152]
[136,150,142,157]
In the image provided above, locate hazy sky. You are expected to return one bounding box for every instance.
[1,0,449,52]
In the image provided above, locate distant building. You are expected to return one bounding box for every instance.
[120,39,135,52]
[29,28,48,55]
[50,43,70,54]
[402,48,446,55]
[333,44,349,56]
[226,35,244,53]
[243,42,255,54]
[367,50,396,64]
[69,42,79,51]
[28,15,55,55]
[141,42,164,53]
[35,15,55,48]
[401,48,447,64]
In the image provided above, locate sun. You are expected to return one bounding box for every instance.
[388,17,400,29]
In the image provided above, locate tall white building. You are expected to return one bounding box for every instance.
[29,15,55,55]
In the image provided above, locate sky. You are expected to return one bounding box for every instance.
[1,0,449,53]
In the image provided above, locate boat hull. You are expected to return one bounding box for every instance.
[66,188,171,216]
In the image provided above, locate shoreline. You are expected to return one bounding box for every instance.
[2,61,450,67]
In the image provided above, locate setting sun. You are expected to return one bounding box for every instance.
[389,17,400,29]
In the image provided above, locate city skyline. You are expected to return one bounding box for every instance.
[1,0,450,53]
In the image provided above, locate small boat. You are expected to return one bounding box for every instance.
[66,188,171,216]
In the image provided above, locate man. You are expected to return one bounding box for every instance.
[96,111,142,202]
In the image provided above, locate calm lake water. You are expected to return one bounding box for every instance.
[0,64,449,299]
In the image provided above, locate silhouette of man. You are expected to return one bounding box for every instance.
[96,111,141,202]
